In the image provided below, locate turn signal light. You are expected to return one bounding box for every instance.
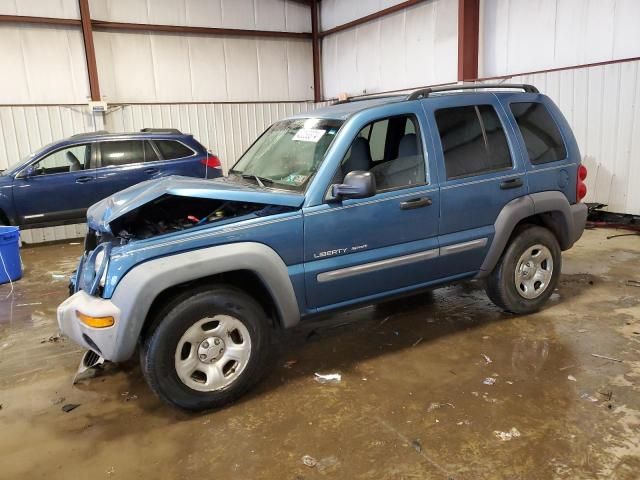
[76,310,115,328]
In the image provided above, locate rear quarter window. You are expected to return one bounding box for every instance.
[155,140,194,160]
[510,102,567,164]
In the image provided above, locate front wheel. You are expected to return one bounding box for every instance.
[140,286,270,411]
[485,225,561,314]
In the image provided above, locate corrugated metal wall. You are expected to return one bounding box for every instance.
[479,0,640,77]
[321,0,458,99]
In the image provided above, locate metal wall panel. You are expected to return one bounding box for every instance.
[0,24,90,104]
[88,0,311,32]
[93,31,314,103]
[479,0,640,77]
[321,0,458,99]
[0,0,80,18]
[493,59,640,215]
[320,0,407,30]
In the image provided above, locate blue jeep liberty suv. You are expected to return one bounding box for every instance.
[58,84,589,411]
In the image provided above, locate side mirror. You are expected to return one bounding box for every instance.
[17,165,35,179]
[331,171,376,200]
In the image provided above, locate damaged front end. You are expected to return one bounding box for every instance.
[72,175,303,298]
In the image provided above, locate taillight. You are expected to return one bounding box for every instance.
[577,164,587,202]
[201,154,221,169]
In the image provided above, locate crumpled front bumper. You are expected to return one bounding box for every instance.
[57,290,121,360]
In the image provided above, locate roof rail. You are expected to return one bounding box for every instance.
[71,130,109,138]
[332,94,404,105]
[140,128,182,134]
[406,83,539,100]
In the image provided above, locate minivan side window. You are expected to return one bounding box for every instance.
[510,102,567,164]
[32,144,90,175]
[155,140,194,160]
[101,140,145,167]
[435,105,512,180]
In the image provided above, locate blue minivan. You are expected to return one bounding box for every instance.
[0,129,221,228]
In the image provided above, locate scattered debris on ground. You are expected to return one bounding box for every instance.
[302,455,317,467]
[581,393,599,402]
[412,337,423,347]
[427,402,455,412]
[494,427,521,441]
[51,397,65,405]
[411,439,422,453]
[16,302,42,307]
[568,375,577,382]
[591,353,623,363]
[314,372,342,384]
[625,280,640,287]
[481,353,492,364]
[283,359,298,369]
[121,392,138,402]
[483,377,496,385]
[62,403,80,413]
[41,334,63,344]
[51,273,66,280]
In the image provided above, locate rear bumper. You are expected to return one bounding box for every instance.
[57,290,121,360]
[569,202,588,246]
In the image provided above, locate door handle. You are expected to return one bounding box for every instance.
[499,178,523,189]
[400,196,432,210]
[75,176,93,184]
[144,167,159,175]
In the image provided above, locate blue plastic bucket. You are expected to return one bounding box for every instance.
[0,226,22,284]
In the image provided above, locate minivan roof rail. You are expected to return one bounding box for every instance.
[406,83,539,100]
[140,128,182,134]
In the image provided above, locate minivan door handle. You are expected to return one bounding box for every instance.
[400,197,432,210]
[499,178,523,189]
[75,176,93,184]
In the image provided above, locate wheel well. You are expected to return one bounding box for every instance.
[141,270,281,338]
[511,211,569,249]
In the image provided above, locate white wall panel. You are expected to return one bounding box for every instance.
[0,0,79,19]
[479,0,640,77]
[88,0,310,32]
[496,59,640,214]
[321,0,406,30]
[94,31,313,103]
[321,0,457,99]
[0,25,90,104]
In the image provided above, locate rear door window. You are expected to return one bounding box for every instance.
[510,102,567,164]
[435,105,512,180]
[154,140,194,160]
[100,140,145,167]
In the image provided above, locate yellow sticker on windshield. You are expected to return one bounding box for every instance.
[292,128,326,143]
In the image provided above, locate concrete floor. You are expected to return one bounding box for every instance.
[0,229,639,479]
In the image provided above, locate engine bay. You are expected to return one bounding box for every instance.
[108,194,295,242]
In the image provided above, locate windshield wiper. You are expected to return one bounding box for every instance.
[240,173,273,188]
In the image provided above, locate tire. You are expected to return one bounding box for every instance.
[140,285,271,411]
[484,225,561,314]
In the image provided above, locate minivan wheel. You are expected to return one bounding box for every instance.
[141,286,270,411]
[484,225,561,314]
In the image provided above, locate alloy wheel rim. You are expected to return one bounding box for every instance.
[174,315,251,392]
[514,244,553,300]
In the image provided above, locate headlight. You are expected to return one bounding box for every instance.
[83,242,111,295]
[94,250,107,287]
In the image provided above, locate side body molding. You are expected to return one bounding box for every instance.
[477,191,586,278]
[109,242,300,362]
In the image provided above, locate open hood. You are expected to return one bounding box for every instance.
[87,176,304,233]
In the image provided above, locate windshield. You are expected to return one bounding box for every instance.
[230,118,343,191]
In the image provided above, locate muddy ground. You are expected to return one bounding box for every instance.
[0,228,639,479]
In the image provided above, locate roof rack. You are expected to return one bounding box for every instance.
[406,83,539,100]
[332,94,404,105]
[71,130,109,138]
[140,128,183,134]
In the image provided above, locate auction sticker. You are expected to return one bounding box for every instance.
[292,128,326,143]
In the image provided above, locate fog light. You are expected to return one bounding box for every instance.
[76,310,115,328]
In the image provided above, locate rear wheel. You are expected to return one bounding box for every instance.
[485,225,561,314]
[141,286,270,411]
